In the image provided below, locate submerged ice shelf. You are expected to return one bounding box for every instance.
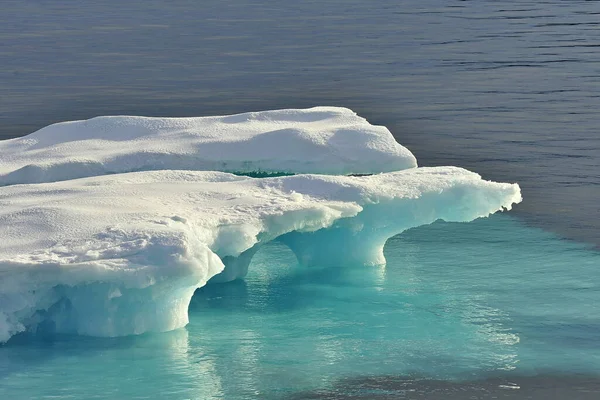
[0,107,521,342]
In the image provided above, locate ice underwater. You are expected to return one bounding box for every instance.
[0,107,521,343]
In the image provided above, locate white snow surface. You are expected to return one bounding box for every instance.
[0,167,521,342]
[0,107,417,185]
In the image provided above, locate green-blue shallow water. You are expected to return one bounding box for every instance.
[1,215,598,399]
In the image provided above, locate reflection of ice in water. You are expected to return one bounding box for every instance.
[114,329,227,399]
[165,329,225,399]
[183,235,524,397]
[0,328,229,399]
[384,229,520,374]
[229,329,262,397]
[371,263,387,291]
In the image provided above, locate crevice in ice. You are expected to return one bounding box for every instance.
[230,171,296,178]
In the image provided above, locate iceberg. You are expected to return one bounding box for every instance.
[0,107,417,186]
[0,169,520,342]
[0,107,522,342]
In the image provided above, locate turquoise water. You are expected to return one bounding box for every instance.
[2,215,598,399]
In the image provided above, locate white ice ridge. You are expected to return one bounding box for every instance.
[0,168,521,342]
[0,107,417,186]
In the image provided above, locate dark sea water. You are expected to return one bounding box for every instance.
[1,1,599,399]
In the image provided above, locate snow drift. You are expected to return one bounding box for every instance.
[0,107,522,342]
[0,107,416,186]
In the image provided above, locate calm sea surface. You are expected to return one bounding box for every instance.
[1,1,599,399]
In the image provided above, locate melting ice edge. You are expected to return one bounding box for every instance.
[0,107,521,342]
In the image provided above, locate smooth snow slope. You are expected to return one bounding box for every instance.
[0,168,521,342]
[0,107,417,185]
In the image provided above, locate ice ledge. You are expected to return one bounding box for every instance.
[0,168,521,342]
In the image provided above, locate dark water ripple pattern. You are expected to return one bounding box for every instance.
[1,0,598,245]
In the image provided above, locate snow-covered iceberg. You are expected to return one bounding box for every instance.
[0,107,522,343]
[0,168,520,342]
[0,107,416,186]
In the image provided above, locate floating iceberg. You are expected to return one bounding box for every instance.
[0,107,416,186]
[0,107,522,342]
